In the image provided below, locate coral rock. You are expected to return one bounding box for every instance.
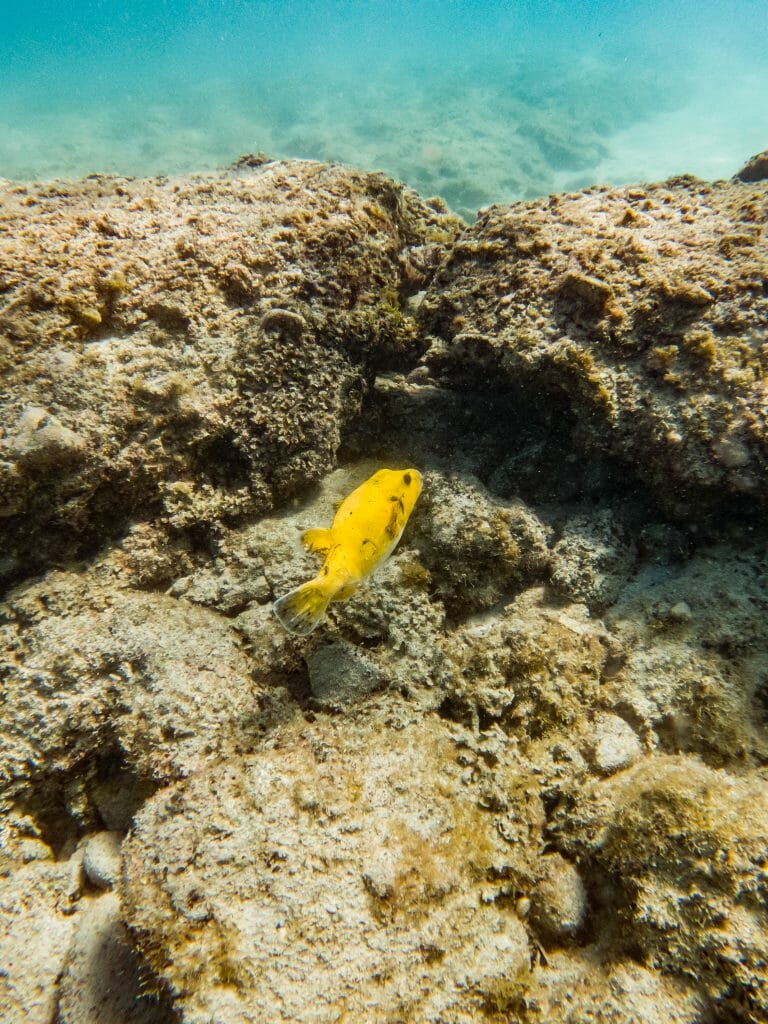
[733,148,768,183]
[420,177,768,517]
[587,713,643,775]
[0,859,80,1024]
[0,162,461,583]
[121,714,539,1024]
[554,755,768,1022]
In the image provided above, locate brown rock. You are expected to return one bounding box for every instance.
[0,162,462,584]
[733,148,768,183]
[420,178,768,516]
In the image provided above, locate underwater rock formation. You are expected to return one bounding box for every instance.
[1,156,767,1023]
[0,160,461,585]
[0,569,262,804]
[121,713,538,1024]
[554,755,768,1022]
[734,148,768,183]
[419,174,768,517]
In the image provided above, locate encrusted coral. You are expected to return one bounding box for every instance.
[553,756,768,1022]
[120,714,540,1024]
[0,162,462,584]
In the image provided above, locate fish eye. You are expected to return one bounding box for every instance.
[403,472,412,485]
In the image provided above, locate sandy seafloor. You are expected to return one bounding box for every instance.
[2,1,768,219]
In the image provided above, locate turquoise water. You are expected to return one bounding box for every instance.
[2,1,767,217]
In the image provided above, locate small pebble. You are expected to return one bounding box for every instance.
[530,853,587,942]
[668,600,693,623]
[82,831,122,890]
[589,713,642,776]
[515,896,531,918]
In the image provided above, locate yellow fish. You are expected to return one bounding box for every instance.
[273,468,423,635]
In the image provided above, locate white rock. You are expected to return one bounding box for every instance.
[16,836,55,863]
[82,831,122,890]
[6,405,85,464]
[668,600,693,623]
[589,713,642,775]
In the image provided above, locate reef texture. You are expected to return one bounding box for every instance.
[1,157,767,1024]
[0,158,461,584]
[420,175,768,516]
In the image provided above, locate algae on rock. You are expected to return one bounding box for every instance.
[0,160,462,585]
[418,175,768,517]
[2,155,768,1024]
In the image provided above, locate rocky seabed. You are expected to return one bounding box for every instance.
[1,151,768,1023]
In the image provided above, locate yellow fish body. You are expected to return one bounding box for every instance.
[273,467,423,635]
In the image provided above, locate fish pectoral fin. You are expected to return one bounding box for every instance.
[301,527,333,554]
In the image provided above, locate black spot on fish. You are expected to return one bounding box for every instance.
[403,472,412,485]
[389,495,405,513]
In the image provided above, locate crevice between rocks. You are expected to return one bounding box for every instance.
[12,745,159,859]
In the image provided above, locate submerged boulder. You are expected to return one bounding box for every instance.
[734,148,768,183]
[419,176,768,517]
[0,160,461,584]
[121,713,539,1024]
[553,755,768,1023]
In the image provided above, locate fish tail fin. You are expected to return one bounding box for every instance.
[272,577,332,635]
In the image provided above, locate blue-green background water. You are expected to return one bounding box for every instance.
[2,1,767,217]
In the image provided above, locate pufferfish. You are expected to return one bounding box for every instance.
[273,468,423,635]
